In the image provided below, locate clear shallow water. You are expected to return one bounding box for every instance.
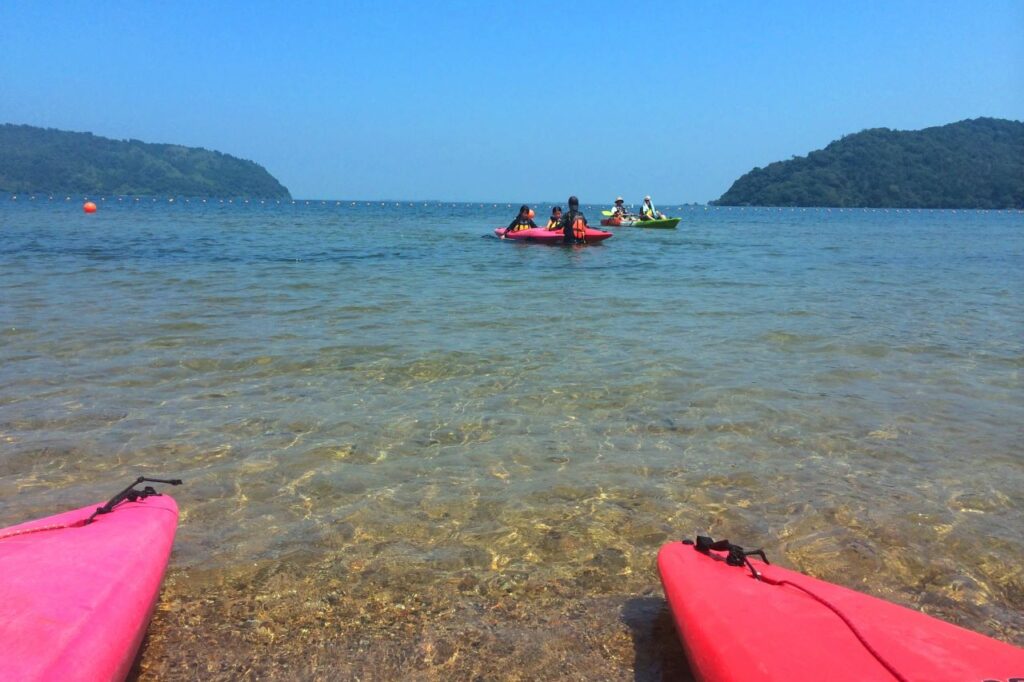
[1,199,1022,679]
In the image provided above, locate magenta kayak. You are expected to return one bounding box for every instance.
[0,480,180,682]
[494,226,612,244]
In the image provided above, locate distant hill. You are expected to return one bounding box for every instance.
[0,124,290,198]
[713,118,1024,208]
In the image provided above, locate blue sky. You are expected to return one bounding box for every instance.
[2,1,1022,202]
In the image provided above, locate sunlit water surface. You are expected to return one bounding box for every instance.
[1,199,1022,679]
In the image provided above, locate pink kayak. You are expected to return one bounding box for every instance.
[659,537,1024,681]
[494,226,612,244]
[0,478,181,682]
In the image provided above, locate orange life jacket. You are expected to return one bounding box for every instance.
[572,216,587,240]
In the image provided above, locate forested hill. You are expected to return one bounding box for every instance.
[713,118,1024,208]
[0,124,291,198]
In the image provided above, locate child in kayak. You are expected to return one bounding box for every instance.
[640,195,666,220]
[502,205,538,237]
[546,206,563,229]
[558,196,589,244]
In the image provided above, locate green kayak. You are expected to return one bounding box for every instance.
[633,217,679,229]
[600,216,680,229]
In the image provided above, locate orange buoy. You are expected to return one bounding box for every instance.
[527,209,535,219]
[83,201,97,213]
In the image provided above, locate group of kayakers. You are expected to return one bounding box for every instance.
[611,195,666,220]
[501,194,666,244]
[500,195,590,244]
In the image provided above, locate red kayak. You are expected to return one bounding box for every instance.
[0,478,181,682]
[658,537,1024,681]
[494,226,612,244]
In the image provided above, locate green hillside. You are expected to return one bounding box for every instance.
[713,118,1024,208]
[0,124,291,198]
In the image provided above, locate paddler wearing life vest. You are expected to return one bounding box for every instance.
[557,195,589,244]
[610,196,630,218]
[502,204,538,237]
[639,195,666,220]
[546,206,563,230]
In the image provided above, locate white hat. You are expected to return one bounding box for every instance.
[644,195,651,200]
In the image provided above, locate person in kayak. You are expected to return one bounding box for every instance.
[610,197,630,218]
[502,205,537,237]
[558,196,589,244]
[639,195,666,221]
[546,206,563,230]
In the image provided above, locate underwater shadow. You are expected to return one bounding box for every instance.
[126,632,149,681]
[622,596,695,682]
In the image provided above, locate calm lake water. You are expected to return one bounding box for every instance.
[1,198,1022,679]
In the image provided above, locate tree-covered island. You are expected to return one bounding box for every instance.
[713,118,1023,208]
[0,124,291,198]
